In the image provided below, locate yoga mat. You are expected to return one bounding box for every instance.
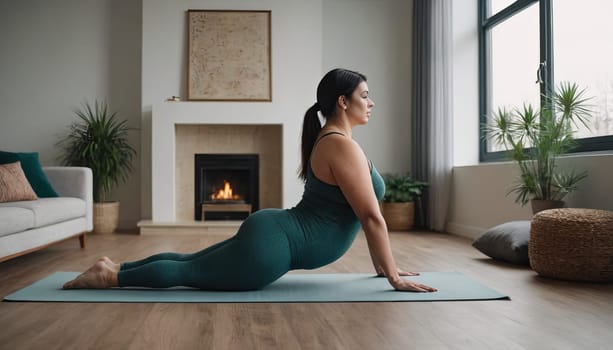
[3,272,509,303]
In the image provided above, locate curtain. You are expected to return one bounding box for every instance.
[411,0,453,232]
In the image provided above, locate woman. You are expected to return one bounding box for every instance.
[63,68,437,293]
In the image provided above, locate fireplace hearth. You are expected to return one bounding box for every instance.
[194,154,259,220]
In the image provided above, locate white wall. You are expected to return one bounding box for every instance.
[448,0,613,239]
[141,0,323,215]
[140,0,414,218]
[452,0,479,167]
[448,154,613,238]
[0,0,414,228]
[0,0,142,230]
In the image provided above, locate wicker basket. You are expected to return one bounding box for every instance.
[381,202,415,231]
[93,201,120,234]
[529,208,613,282]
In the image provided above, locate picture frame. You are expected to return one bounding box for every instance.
[187,10,272,101]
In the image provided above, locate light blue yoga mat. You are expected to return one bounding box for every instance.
[3,272,509,303]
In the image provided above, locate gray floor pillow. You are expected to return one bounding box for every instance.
[472,220,531,265]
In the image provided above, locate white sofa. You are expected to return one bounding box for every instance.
[0,167,93,262]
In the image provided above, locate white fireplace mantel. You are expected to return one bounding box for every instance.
[150,101,301,222]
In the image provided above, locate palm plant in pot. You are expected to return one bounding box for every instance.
[484,82,592,214]
[58,101,136,233]
[381,173,427,231]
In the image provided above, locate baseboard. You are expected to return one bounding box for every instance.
[137,220,240,236]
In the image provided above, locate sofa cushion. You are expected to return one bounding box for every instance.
[0,207,35,237]
[0,161,38,203]
[0,197,86,228]
[0,151,59,198]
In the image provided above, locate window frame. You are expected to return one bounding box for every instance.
[478,0,613,162]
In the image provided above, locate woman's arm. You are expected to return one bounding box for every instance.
[368,243,419,277]
[367,243,385,276]
[326,139,436,292]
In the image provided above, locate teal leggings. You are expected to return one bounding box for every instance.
[117,210,293,291]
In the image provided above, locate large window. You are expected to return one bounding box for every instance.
[479,0,613,160]
[553,1,613,139]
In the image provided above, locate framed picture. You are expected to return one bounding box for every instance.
[187,10,272,101]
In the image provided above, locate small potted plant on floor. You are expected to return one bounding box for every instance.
[484,82,592,214]
[381,173,427,231]
[58,101,136,233]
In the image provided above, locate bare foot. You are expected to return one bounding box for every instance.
[98,256,121,273]
[63,260,118,289]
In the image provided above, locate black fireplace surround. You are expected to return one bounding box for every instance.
[194,154,259,220]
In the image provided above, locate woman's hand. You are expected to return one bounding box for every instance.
[376,267,420,277]
[390,277,437,293]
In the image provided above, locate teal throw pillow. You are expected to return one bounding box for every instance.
[0,151,59,197]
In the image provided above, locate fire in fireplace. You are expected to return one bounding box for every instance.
[194,154,259,220]
[211,180,240,200]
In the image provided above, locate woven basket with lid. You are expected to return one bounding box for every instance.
[529,208,613,282]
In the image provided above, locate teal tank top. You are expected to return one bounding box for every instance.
[284,163,385,270]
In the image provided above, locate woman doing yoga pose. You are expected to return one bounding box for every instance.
[63,68,437,293]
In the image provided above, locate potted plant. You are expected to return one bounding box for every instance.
[58,101,136,233]
[484,82,592,214]
[381,173,427,231]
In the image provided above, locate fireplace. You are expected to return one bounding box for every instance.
[194,154,259,221]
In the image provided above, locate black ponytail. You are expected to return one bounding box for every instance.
[298,68,367,182]
[299,102,322,181]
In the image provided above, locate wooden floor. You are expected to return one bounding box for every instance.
[1,231,612,350]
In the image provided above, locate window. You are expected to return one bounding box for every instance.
[491,0,517,13]
[479,0,613,161]
[553,0,613,139]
